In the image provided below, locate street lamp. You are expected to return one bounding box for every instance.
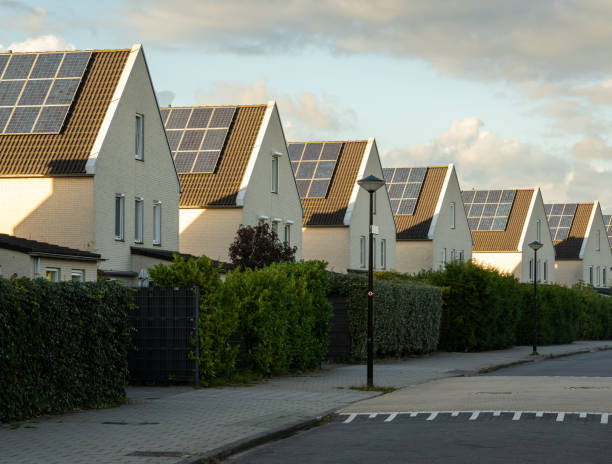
[528,240,543,355]
[357,174,386,388]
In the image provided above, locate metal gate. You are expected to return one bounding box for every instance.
[128,286,200,385]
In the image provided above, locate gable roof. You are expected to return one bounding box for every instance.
[169,104,268,208]
[466,189,534,252]
[287,140,368,226]
[0,233,100,260]
[546,202,593,260]
[604,214,612,249]
[0,49,130,176]
[385,166,448,240]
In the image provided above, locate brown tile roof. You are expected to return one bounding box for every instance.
[288,141,367,226]
[552,203,593,260]
[177,105,267,207]
[393,166,447,240]
[471,189,534,252]
[0,49,130,176]
[0,233,100,260]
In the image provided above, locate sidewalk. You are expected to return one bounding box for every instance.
[1,341,609,464]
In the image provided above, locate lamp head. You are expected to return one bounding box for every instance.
[357,175,386,193]
[528,240,543,251]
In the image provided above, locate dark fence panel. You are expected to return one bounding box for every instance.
[326,295,352,360]
[128,286,199,384]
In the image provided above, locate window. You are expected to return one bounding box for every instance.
[271,156,279,193]
[596,230,601,251]
[537,259,541,282]
[450,202,456,229]
[135,198,143,243]
[441,248,447,270]
[360,236,366,268]
[135,114,144,160]
[543,261,548,282]
[115,194,125,240]
[450,249,456,262]
[589,266,594,285]
[284,224,291,245]
[596,266,601,287]
[529,259,533,281]
[71,270,84,282]
[45,268,59,282]
[380,239,386,270]
[536,219,541,242]
[459,250,465,263]
[603,268,607,287]
[153,202,161,245]
[271,221,278,235]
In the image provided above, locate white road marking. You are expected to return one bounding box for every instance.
[343,414,357,424]
[512,412,522,421]
[469,411,480,421]
[601,414,608,425]
[451,412,460,417]
[368,414,377,419]
[410,412,419,417]
[384,413,398,423]
[556,413,565,422]
[493,411,501,417]
[426,412,438,421]
[579,413,587,419]
[536,412,544,418]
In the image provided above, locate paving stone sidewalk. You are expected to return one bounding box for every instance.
[1,341,609,464]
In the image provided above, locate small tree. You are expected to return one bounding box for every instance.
[229,222,297,269]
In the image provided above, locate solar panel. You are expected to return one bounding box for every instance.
[159,108,170,125]
[0,51,91,134]
[162,106,236,173]
[0,107,11,132]
[289,142,341,198]
[384,167,427,215]
[545,203,577,241]
[603,214,612,247]
[462,189,516,231]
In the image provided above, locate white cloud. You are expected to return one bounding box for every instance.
[156,90,176,107]
[0,35,75,52]
[571,135,612,161]
[196,78,357,140]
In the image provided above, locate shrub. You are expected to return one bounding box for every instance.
[328,272,443,359]
[0,278,132,422]
[229,223,297,269]
[149,255,239,385]
[225,261,332,374]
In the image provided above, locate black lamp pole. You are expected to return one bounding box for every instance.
[357,175,386,389]
[528,241,543,355]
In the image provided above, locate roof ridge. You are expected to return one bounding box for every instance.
[163,104,267,109]
[288,140,369,144]
[0,48,131,55]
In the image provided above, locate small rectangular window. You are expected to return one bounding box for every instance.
[536,219,541,242]
[115,194,124,240]
[596,266,601,286]
[153,202,161,245]
[271,156,279,193]
[380,239,386,269]
[360,236,366,268]
[529,259,533,281]
[271,221,278,235]
[135,114,144,160]
[71,270,84,282]
[450,202,456,229]
[537,259,541,282]
[543,261,548,282]
[284,224,290,245]
[603,268,607,286]
[441,248,447,270]
[459,250,465,263]
[589,266,594,284]
[135,198,143,243]
[45,268,60,282]
[597,230,601,251]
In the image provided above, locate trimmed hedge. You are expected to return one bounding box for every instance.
[0,278,133,422]
[328,273,443,359]
[150,258,332,383]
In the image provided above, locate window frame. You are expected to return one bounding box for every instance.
[450,202,456,229]
[134,197,144,244]
[284,223,291,246]
[135,113,144,160]
[441,248,447,271]
[380,238,386,270]
[589,265,594,285]
[360,236,366,268]
[153,201,162,246]
[115,194,125,241]
[536,219,541,242]
[71,270,84,282]
[271,155,279,193]
[46,268,60,282]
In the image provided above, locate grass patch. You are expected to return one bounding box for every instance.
[349,386,397,394]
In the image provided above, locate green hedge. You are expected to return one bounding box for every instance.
[328,273,442,359]
[150,258,332,383]
[384,262,612,352]
[0,278,133,422]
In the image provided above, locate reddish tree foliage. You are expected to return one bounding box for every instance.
[229,223,297,269]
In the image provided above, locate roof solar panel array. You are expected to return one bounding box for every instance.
[602,214,612,248]
[288,142,341,198]
[383,167,427,215]
[0,51,91,135]
[162,106,236,174]
[462,189,516,231]
[544,203,577,242]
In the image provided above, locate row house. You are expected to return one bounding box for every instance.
[0,45,180,283]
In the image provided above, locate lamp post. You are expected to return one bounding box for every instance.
[357,174,386,388]
[528,240,543,355]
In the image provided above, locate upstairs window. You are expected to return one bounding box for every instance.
[115,194,125,240]
[135,197,143,243]
[450,202,456,229]
[135,114,144,160]
[153,201,162,245]
[596,230,601,251]
[271,155,279,193]
[536,219,541,242]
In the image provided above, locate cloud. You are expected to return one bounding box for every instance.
[122,0,612,81]
[382,117,570,198]
[195,78,357,140]
[0,1,47,35]
[156,90,176,107]
[571,135,612,161]
[0,35,75,52]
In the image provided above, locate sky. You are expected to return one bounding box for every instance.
[1,0,612,211]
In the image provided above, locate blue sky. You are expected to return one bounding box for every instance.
[2,0,612,210]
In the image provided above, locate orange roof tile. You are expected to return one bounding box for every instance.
[0,50,130,176]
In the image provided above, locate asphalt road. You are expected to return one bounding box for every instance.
[226,349,612,463]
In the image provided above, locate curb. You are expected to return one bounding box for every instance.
[177,408,340,464]
[179,343,612,462]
